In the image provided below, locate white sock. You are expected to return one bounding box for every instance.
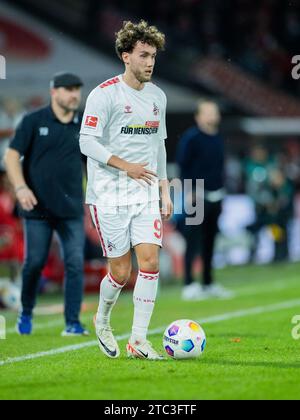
[131,270,159,343]
[96,273,125,328]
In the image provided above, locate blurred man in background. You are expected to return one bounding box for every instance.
[4,72,88,337]
[177,99,234,301]
[244,145,276,202]
[269,169,294,261]
[246,164,294,262]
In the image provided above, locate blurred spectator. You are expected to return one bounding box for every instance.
[268,169,294,260]
[245,145,276,198]
[0,171,24,279]
[283,140,300,189]
[94,0,300,94]
[246,147,295,262]
[225,154,244,194]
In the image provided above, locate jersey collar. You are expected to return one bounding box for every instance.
[47,105,79,124]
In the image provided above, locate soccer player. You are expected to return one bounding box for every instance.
[80,20,173,360]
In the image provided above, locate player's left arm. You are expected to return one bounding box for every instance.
[158,93,173,221]
[159,179,173,221]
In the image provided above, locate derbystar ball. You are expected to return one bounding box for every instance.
[163,319,206,360]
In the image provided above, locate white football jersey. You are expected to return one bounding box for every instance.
[80,75,167,207]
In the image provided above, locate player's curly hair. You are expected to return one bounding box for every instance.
[115,20,166,60]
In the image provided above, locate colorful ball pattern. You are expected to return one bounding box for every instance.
[163,320,206,360]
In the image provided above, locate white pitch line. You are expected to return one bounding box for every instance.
[5,281,295,335]
[196,298,300,324]
[1,298,299,367]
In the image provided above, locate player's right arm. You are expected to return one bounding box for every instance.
[107,156,157,185]
[80,88,157,185]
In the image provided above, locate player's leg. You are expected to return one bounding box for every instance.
[127,202,164,360]
[95,253,132,358]
[90,205,132,358]
[132,243,160,342]
[97,252,132,330]
[17,219,53,335]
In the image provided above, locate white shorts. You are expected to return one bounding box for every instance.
[90,201,163,258]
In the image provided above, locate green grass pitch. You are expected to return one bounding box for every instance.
[0,263,300,400]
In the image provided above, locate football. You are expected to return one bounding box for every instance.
[163,320,206,360]
[0,281,21,311]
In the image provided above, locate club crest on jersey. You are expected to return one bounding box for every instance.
[124,105,133,114]
[107,240,116,252]
[39,127,49,136]
[85,116,99,129]
[153,103,160,116]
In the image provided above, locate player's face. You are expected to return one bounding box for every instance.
[196,103,221,129]
[52,87,82,112]
[126,42,157,83]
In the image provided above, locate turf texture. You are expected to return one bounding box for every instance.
[0,263,300,400]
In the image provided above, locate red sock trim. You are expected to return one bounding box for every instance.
[108,272,126,288]
[139,270,159,275]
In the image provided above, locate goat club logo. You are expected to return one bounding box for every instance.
[153,103,159,116]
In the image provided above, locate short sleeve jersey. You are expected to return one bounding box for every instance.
[80,75,167,207]
[10,106,84,219]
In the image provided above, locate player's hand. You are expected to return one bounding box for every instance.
[16,187,38,212]
[161,194,174,221]
[125,162,157,185]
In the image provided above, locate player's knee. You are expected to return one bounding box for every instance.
[110,263,132,285]
[139,255,160,273]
